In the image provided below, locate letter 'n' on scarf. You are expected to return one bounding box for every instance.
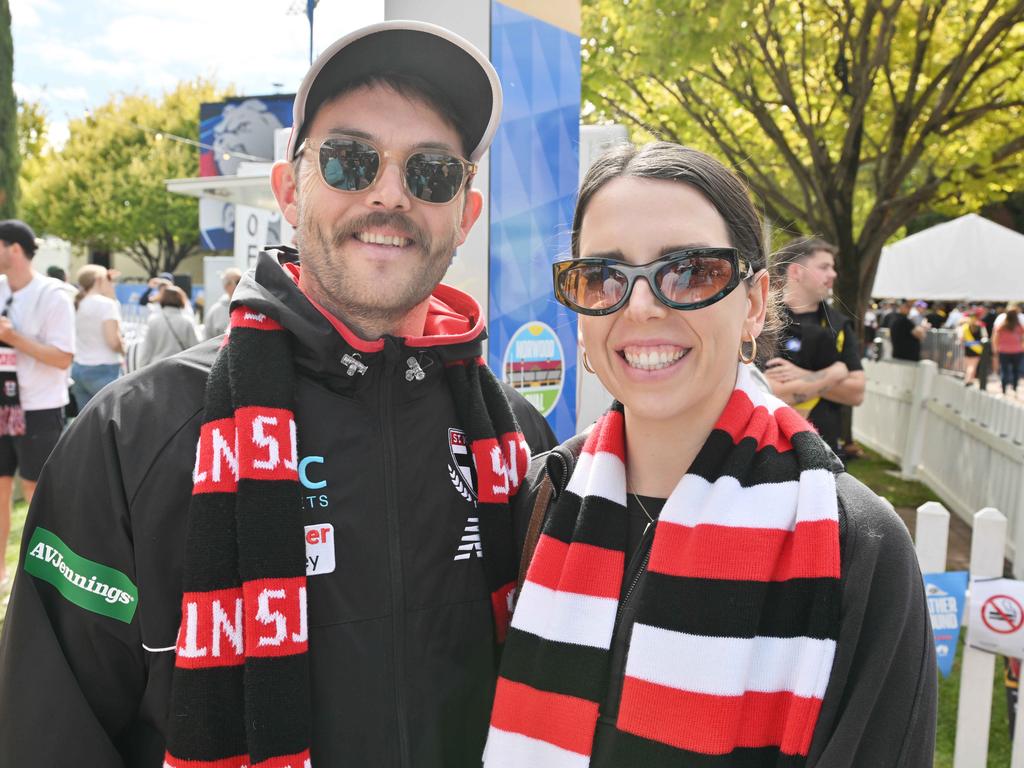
[166,304,528,768]
[486,363,840,767]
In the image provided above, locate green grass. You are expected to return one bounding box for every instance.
[846,446,1012,766]
[1,500,29,634]
[844,446,940,508]
[935,635,1014,767]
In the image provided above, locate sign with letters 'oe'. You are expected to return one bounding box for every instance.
[967,577,1024,658]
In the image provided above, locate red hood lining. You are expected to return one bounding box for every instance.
[282,262,483,353]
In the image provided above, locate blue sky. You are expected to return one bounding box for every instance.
[10,0,385,146]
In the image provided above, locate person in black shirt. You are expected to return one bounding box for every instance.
[887,298,929,361]
[764,238,865,452]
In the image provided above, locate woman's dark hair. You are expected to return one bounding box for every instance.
[571,142,782,363]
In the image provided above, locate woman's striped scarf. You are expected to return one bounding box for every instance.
[164,304,527,768]
[486,363,840,767]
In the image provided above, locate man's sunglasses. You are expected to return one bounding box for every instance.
[552,248,754,316]
[298,136,476,205]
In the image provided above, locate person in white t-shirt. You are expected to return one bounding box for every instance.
[0,220,75,586]
[71,265,124,410]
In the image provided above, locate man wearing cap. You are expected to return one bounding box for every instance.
[0,22,555,768]
[764,237,865,454]
[0,220,75,587]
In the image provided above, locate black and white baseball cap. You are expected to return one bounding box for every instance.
[286,20,503,163]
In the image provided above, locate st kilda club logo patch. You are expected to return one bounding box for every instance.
[448,428,477,504]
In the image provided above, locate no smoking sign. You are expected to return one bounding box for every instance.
[969,579,1024,657]
[981,595,1024,634]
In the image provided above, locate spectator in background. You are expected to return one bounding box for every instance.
[46,265,79,302]
[0,219,75,586]
[887,298,930,361]
[203,267,242,339]
[993,303,1023,396]
[764,237,865,454]
[960,307,989,387]
[925,302,948,330]
[944,303,966,329]
[71,265,124,411]
[138,284,198,367]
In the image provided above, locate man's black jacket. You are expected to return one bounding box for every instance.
[0,254,556,767]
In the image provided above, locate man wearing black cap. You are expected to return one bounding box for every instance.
[0,21,554,768]
[0,219,75,587]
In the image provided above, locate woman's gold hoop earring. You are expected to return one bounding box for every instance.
[582,351,596,374]
[738,335,757,365]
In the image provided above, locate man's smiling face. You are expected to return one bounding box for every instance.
[277,83,481,339]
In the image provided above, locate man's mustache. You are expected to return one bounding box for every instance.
[331,212,427,250]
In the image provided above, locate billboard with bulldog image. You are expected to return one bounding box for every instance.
[198,95,294,251]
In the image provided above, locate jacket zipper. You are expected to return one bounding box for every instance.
[597,518,656,747]
[380,338,411,766]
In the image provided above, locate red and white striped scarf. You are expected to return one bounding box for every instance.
[486,363,841,767]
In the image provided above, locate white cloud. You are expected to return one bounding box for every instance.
[13,81,89,106]
[9,0,58,28]
[12,0,385,129]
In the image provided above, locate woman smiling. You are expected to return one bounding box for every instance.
[487,143,936,768]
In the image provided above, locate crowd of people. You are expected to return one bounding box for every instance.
[866,298,1024,394]
[0,17,985,767]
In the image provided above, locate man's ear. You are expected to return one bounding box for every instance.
[785,261,801,285]
[455,189,484,247]
[271,160,300,227]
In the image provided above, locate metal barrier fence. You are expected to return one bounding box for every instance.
[922,328,966,374]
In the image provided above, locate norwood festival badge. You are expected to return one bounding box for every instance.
[968,577,1024,658]
[502,322,564,417]
[924,571,968,677]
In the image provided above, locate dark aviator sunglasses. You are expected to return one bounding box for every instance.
[299,135,477,205]
[552,248,754,316]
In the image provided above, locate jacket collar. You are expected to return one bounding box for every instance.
[231,251,486,384]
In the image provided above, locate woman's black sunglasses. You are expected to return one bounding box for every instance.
[299,135,477,205]
[552,248,753,316]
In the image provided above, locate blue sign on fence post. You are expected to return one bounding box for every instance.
[924,570,969,677]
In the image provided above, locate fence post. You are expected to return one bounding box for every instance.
[954,507,1007,768]
[915,501,950,574]
[902,359,938,480]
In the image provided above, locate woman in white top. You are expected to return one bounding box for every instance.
[71,265,123,410]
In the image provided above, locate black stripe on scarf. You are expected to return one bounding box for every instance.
[168,306,528,765]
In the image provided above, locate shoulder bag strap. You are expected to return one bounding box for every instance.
[516,432,588,597]
[162,311,189,351]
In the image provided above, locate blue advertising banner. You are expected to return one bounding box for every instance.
[488,1,581,441]
[198,95,293,251]
[925,570,968,677]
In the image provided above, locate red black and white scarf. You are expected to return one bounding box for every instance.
[164,304,527,768]
[486,363,840,767]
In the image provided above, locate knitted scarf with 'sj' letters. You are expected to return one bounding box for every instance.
[486,363,841,767]
[164,304,527,768]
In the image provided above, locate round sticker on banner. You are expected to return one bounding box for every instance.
[502,322,564,416]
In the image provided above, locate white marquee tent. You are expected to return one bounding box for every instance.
[871,213,1024,301]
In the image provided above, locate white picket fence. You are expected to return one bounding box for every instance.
[917,503,1024,766]
[858,359,1024,574]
